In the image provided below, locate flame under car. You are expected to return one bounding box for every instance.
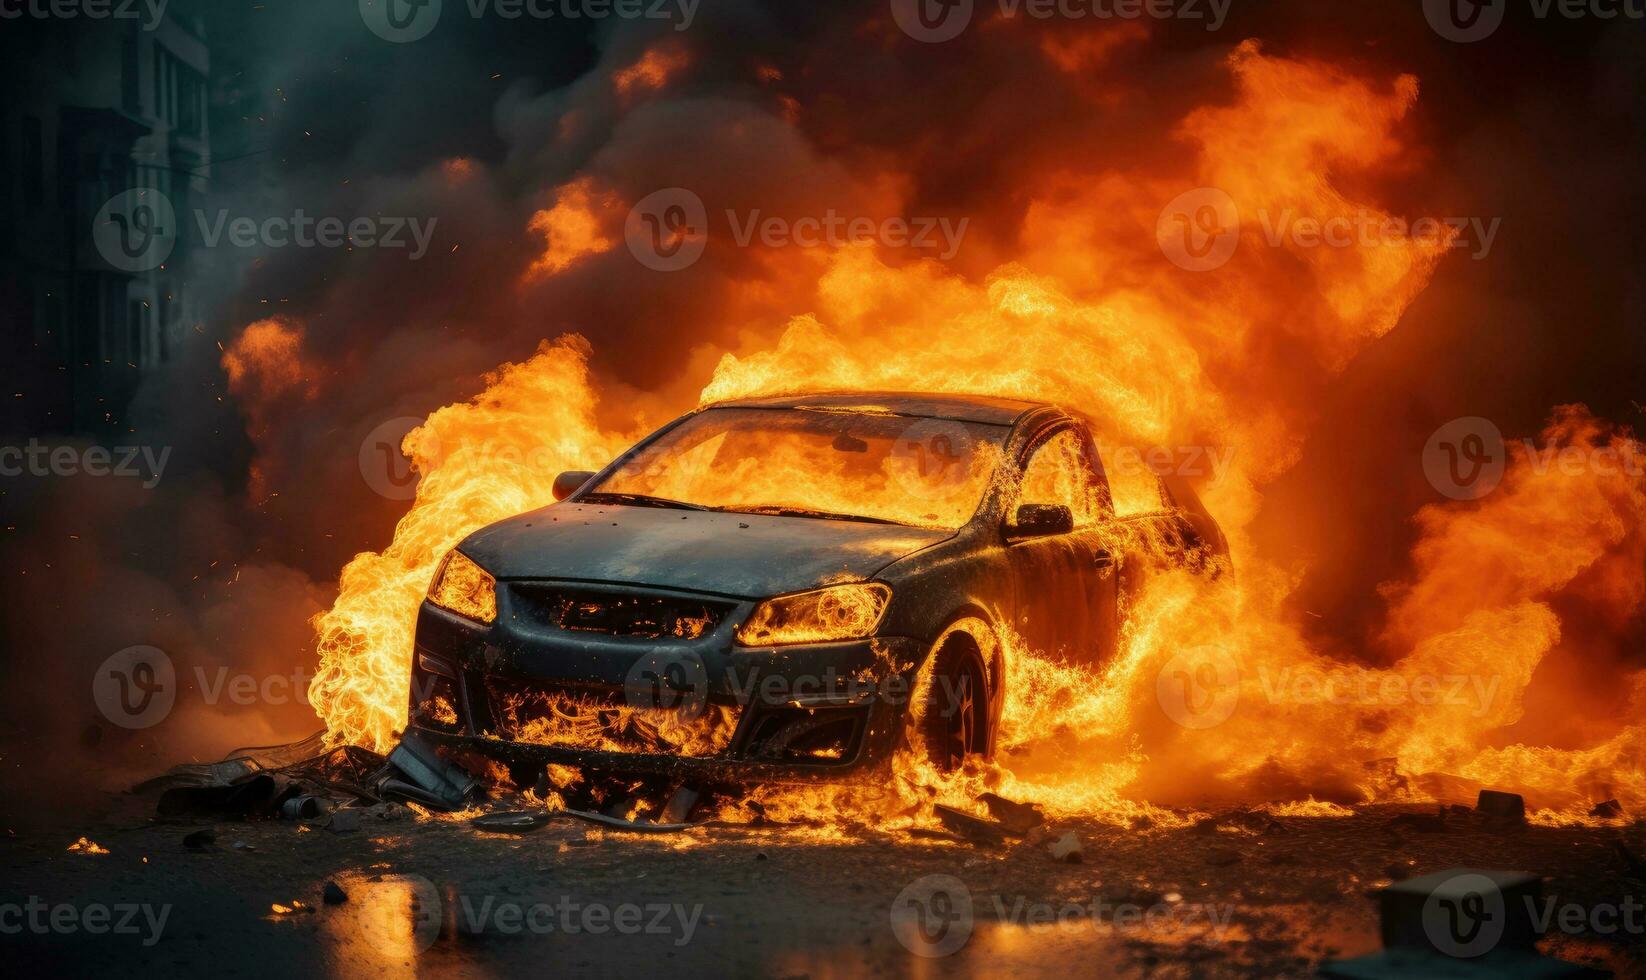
[406,392,1227,782]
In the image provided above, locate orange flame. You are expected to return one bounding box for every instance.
[276,43,1644,825]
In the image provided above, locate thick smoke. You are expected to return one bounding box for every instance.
[1,0,1641,816]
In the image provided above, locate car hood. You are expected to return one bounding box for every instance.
[458,502,953,598]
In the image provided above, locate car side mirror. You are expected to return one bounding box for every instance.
[552,470,594,502]
[1008,503,1074,539]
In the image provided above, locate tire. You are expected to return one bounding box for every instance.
[919,639,988,772]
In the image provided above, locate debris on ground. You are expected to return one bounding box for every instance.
[1386,807,1449,835]
[562,809,692,833]
[278,794,325,820]
[933,803,1009,845]
[1322,867,1601,978]
[66,837,109,855]
[322,881,348,905]
[1589,799,1624,819]
[136,730,488,825]
[383,733,478,810]
[157,774,280,819]
[978,792,1045,835]
[471,811,554,834]
[1474,789,1526,824]
[326,810,362,834]
[1048,831,1083,863]
[658,785,701,825]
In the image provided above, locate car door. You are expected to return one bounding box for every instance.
[1004,425,1118,664]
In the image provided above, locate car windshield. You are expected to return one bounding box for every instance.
[586,407,1011,530]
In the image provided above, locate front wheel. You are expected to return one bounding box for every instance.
[917,640,988,772]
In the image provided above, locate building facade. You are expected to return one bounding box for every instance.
[1,14,210,435]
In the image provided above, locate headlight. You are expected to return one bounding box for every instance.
[735,583,892,646]
[427,550,497,624]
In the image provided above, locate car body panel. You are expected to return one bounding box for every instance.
[461,504,953,598]
[410,392,1228,784]
[710,390,1046,425]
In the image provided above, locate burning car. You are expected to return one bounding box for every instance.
[406,392,1226,782]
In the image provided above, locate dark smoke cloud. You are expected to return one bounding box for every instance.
[1,0,1641,802]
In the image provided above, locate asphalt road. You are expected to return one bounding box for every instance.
[5,797,1643,978]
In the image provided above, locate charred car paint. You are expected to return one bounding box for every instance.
[407,392,1227,782]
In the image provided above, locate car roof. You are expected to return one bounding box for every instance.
[705,391,1053,426]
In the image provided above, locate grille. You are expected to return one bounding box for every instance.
[509,584,731,640]
[484,681,737,757]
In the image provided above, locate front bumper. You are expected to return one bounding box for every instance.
[407,584,923,784]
